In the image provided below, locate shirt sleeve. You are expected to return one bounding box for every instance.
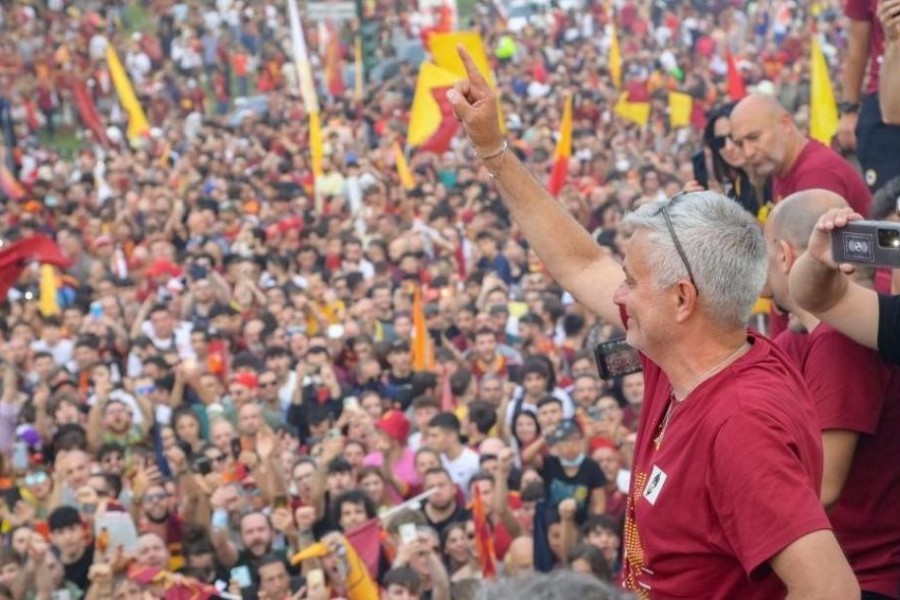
[707,410,831,575]
[878,293,900,366]
[804,329,885,433]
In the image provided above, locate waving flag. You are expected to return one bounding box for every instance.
[614,92,651,126]
[287,0,319,114]
[472,481,497,578]
[609,23,622,89]
[394,142,415,191]
[412,287,435,371]
[809,37,838,145]
[547,95,573,197]
[668,92,693,128]
[726,52,746,101]
[106,44,149,142]
[0,236,72,302]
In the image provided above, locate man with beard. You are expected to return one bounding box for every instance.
[138,483,185,567]
[212,511,296,584]
[422,468,468,535]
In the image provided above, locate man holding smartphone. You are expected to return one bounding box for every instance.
[791,207,900,365]
[447,48,858,598]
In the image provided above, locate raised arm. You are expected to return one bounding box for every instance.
[879,1,900,124]
[789,208,878,350]
[447,48,624,326]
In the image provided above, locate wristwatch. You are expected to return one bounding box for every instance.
[838,101,860,114]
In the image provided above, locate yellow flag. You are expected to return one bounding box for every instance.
[310,111,323,178]
[394,142,415,190]
[668,92,692,128]
[39,265,60,317]
[430,31,494,84]
[408,62,462,146]
[614,94,650,126]
[609,24,622,89]
[354,36,364,102]
[106,44,149,142]
[810,37,838,145]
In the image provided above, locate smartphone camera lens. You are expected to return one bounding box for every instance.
[878,228,900,249]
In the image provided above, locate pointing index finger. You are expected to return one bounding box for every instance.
[457,45,490,93]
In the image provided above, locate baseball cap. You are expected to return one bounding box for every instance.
[548,419,583,445]
[376,410,410,445]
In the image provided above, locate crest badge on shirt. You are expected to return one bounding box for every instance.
[643,465,667,505]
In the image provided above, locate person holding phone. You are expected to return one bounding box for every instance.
[790,207,900,366]
[446,48,858,598]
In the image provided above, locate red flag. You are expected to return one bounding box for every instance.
[0,235,71,301]
[727,52,746,101]
[70,79,111,146]
[419,86,459,155]
[0,162,25,201]
[346,518,381,579]
[472,482,497,578]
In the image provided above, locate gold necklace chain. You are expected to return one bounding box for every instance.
[653,342,750,450]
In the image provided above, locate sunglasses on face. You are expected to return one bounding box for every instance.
[143,493,168,503]
[259,381,278,388]
[710,135,730,151]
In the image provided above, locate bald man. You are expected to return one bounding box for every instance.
[765,189,900,598]
[504,536,534,576]
[729,95,871,217]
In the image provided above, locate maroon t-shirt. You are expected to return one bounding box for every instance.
[622,331,830,599]
[773,329,809,368]
[773,140,872,216]
[844,0,885,94]
[799,324,900,596]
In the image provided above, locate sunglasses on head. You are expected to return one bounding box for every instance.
[654,193,700,295]
[24,471,48,486]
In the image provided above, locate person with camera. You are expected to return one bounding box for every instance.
[790,207,900,365]
[767,190,900,598]
[445,47,857,598]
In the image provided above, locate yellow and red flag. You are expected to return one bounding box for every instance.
[472,481,497,578]
[547,95,573,197]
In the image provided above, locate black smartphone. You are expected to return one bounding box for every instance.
[691,151,709,189]
[594,338,643,381]
[230,437,243,460]
[194,456,212,476]
[831,220,900,268]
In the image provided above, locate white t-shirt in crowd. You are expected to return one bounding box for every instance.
[441,447,480,499]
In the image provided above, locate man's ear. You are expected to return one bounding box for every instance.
[777,239,795,275]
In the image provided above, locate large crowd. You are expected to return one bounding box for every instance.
[0,0,898,599]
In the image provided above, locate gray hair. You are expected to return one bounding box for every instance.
[622,191,767,328]
[475,571,621,600]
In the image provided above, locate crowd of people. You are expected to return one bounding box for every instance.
[0,0,898,598]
